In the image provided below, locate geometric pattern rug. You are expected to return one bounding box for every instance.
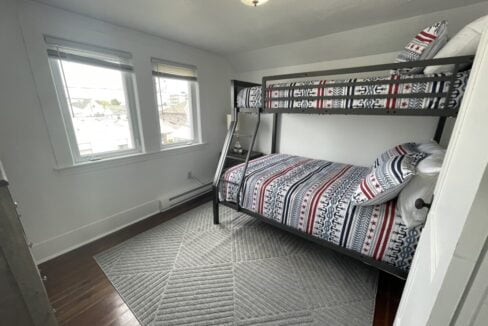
[95,202,378,325]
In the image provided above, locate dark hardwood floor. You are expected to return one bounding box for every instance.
[373,272,405,326]
[39,193,405,326]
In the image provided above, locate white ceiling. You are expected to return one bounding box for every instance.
[36,0,487,54]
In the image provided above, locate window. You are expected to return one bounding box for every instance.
[152,59,200,147]
[46,37,141,163]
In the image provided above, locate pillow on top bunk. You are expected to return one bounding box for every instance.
[424,15,488,74]
[237,86,261,108]
[352,152,426,206]
[393,20,448,74]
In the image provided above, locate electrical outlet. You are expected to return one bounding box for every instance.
[158,198,170,211]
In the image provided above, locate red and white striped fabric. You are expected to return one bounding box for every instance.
[393,21,448,74]
[352,154,425,206]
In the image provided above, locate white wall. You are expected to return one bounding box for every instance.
[0,0,232,262]
[232,4,488,167]
[230,2,488,72]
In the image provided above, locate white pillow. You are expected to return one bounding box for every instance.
[417,151,446,175]
[424,15,488,74]
[417,140,444,154]
[398,173,438,228]
[398,150,446,228]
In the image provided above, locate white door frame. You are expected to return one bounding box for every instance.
[395,25,488,326]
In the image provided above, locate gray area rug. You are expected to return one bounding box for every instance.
[95,202,378,325]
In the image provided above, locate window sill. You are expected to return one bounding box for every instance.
[54,142,208,175]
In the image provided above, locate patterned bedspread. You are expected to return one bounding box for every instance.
[219,154,422,271]
[237,71,469,110]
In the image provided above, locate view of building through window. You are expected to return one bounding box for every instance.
[154,77,193,145]
[59,60,134,157]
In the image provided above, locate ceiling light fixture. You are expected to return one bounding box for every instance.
[241,0,269,7]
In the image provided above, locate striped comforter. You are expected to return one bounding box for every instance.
[237,71,469,110]
[219,154,422,271]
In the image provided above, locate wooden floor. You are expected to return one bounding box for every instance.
[39,193,405,326]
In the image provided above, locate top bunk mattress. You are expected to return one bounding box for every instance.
[237,71,470,111]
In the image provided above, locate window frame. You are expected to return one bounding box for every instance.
[151,58,201,149]
[47,43,142,164]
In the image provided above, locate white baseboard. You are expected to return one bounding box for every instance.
[32,186,212,264]
[32,199,160,263]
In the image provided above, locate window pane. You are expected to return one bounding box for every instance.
[154,77,193,145]
[60,60,134,156]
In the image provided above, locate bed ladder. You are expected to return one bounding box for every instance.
[213,107,261,224]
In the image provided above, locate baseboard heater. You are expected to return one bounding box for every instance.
[168,183,212,207]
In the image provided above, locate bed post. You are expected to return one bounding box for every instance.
[433,117,447,143]
[262,76,279,154]
[212,185,219,224]
[434,62,461,144]
[271,114,278,154]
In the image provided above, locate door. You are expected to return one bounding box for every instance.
[394,27,488,326]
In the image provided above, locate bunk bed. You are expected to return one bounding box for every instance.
[213,55,474,279]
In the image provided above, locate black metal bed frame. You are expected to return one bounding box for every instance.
[212,55,474,279]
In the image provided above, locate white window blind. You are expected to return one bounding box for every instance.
[151,58,197,81]
[46,36,141,163]
[151,58,200,147]
[45,36,133,72]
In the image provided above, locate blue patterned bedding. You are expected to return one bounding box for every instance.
[219,154,422,272]
[237,71,469,110]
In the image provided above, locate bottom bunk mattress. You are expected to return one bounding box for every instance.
[219,154,422,272]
